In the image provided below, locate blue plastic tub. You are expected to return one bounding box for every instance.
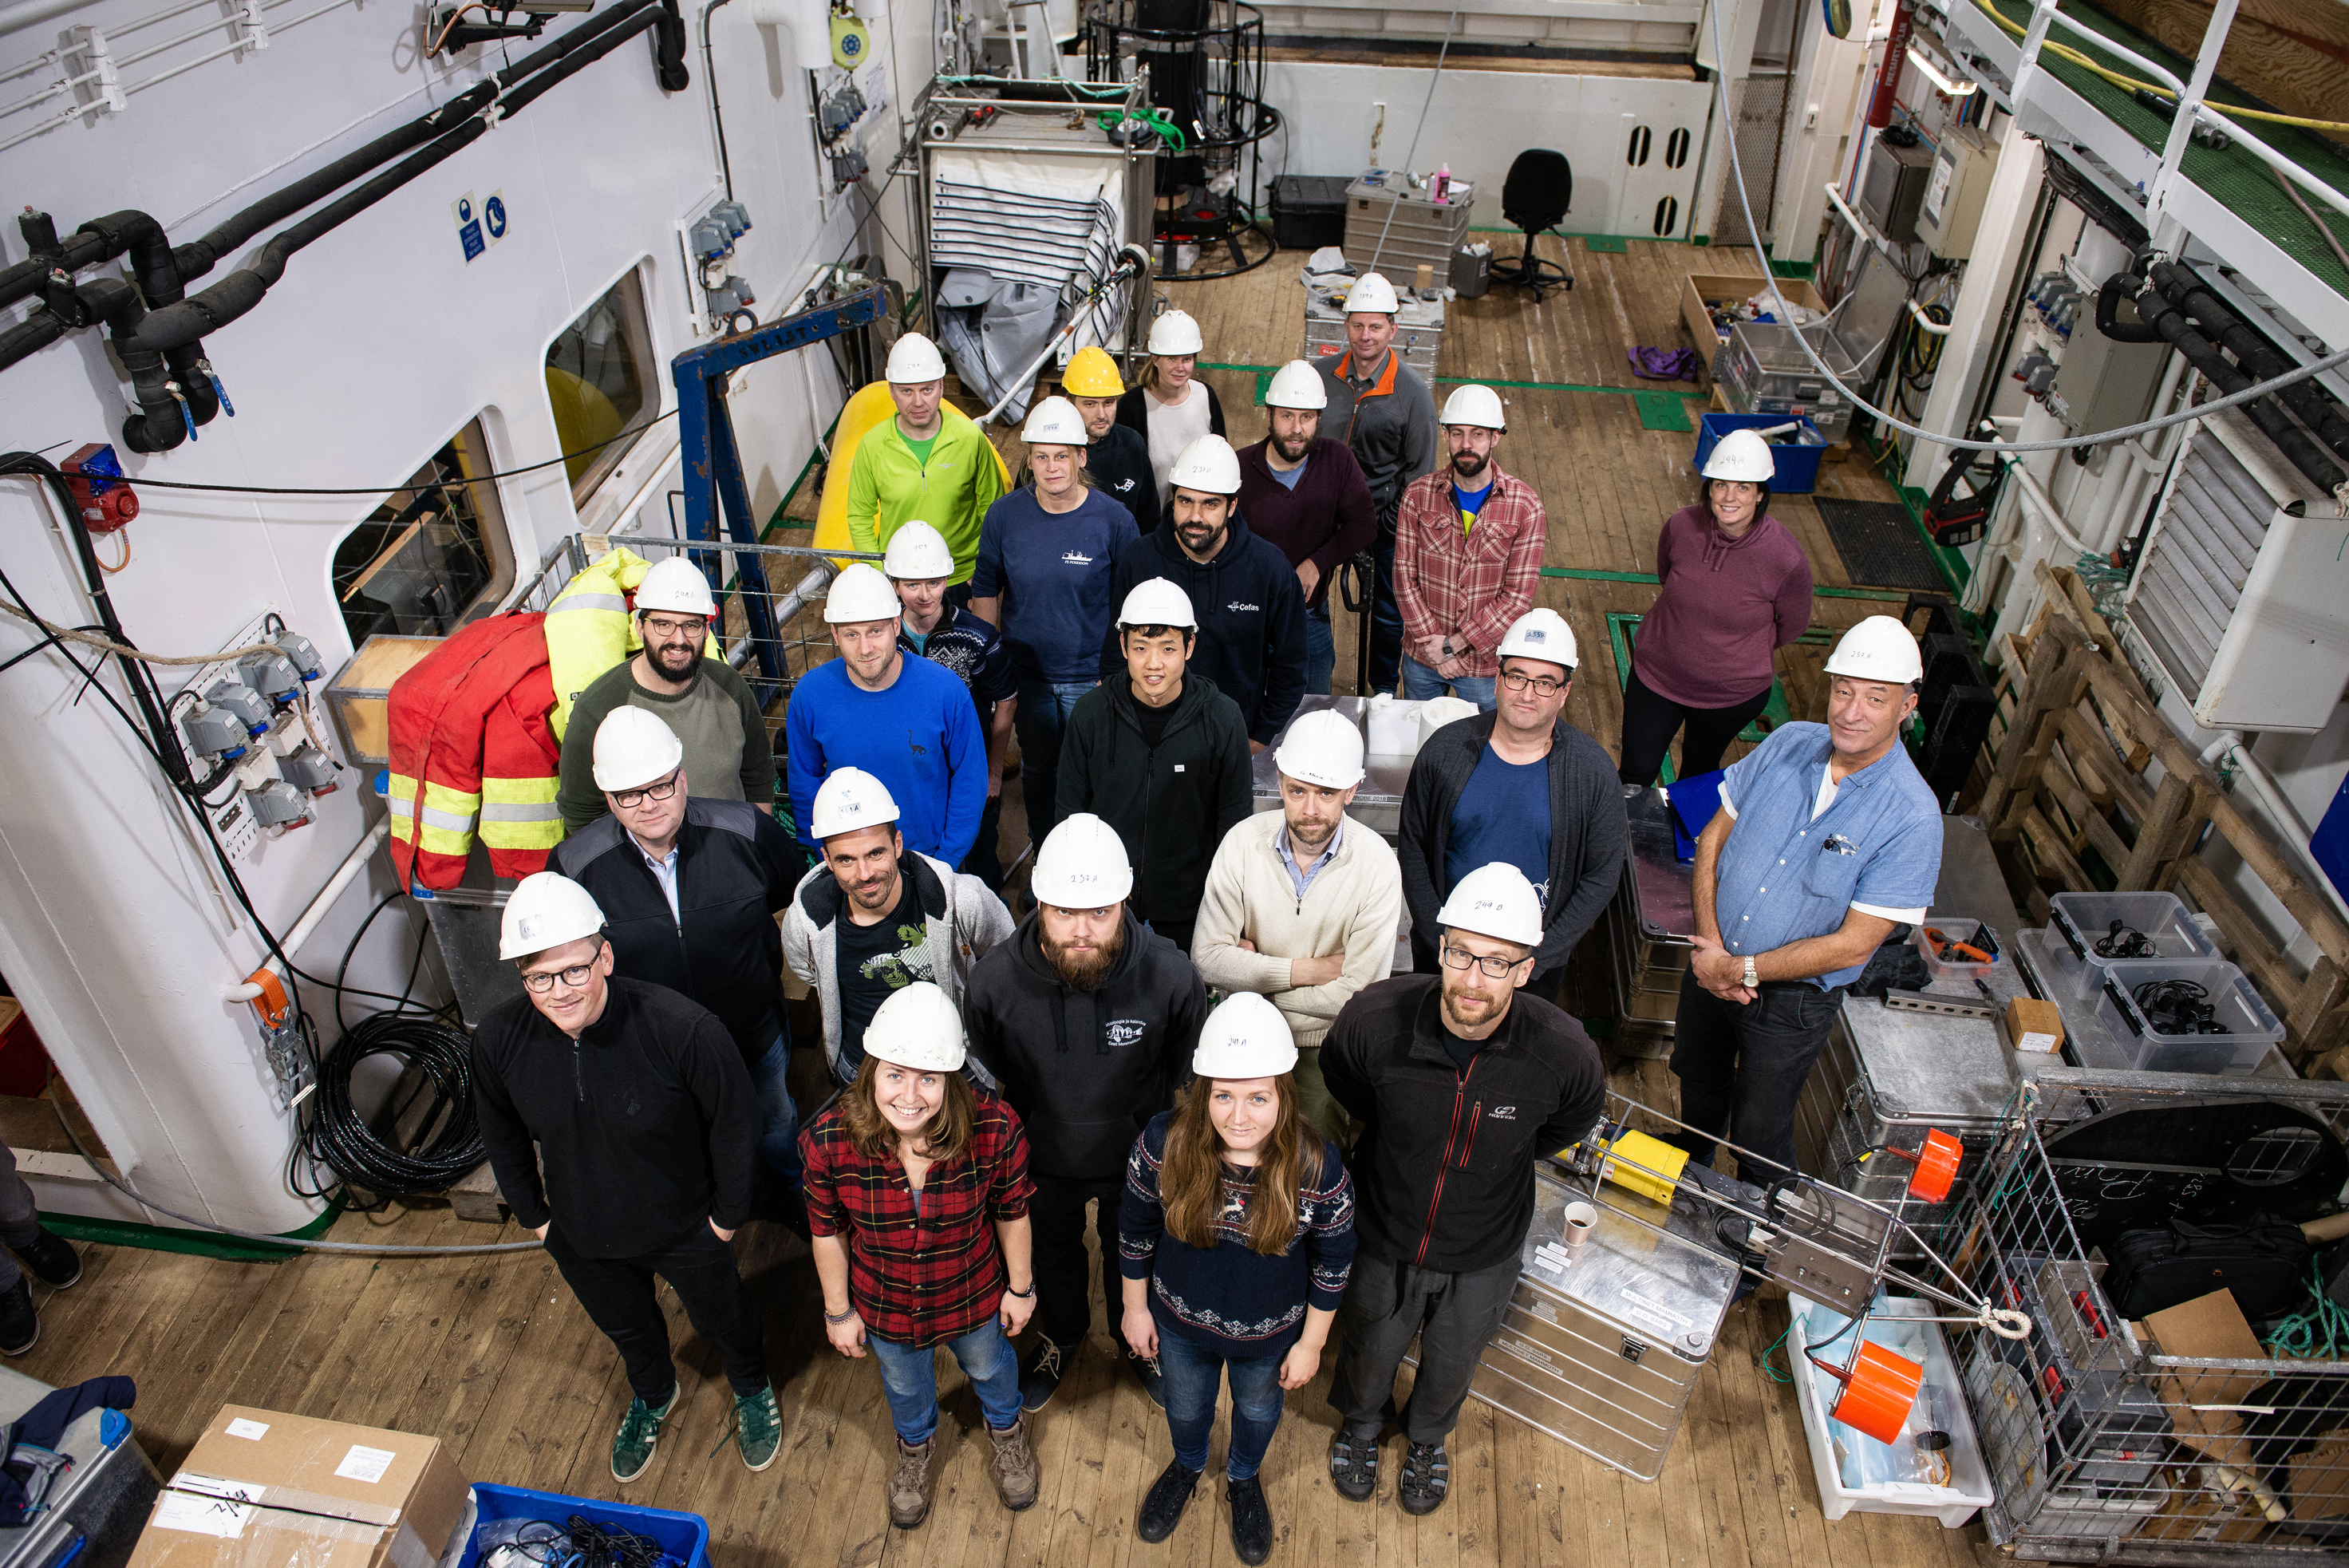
[1694,411,1827,494]
[457,1483,713,1568]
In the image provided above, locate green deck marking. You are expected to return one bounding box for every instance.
[1635,390,1695,432]
[1584,235,1629,254]
[40,1195,345,1263]
[1202,362,1707,399]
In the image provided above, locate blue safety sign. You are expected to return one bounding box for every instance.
[453,192,484,263]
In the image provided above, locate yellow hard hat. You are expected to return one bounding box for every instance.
[1061,345,1127,398]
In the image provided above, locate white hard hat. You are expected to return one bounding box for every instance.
[862,981,967,1072]
[1496,608,1577,672]
[1116,577,1197,631]
[882,519,954,580]
[1700,427,1777,483]
[825,562,902,623]
[1823,614,1924,685]
[1342,272,1400,314]
[1032,812,1131,906]
[499,872,607,962]
[811,766,900,841]
[1147,309,1203,355]
[1191,991,1299,1080]
[1273,708,1364,790]
[1437,862,1544,948]
[886,331,946,384]
[592,705,685,793]
[1168,434,1241,496]
[1440,383,1507,431]
[1265,360,1328,411]
[1021,394,1091,447]
[635,555,717,618]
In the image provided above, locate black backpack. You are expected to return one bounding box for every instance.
[2102,1218,2311,1322]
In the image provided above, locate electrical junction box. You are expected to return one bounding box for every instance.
[2050,321,2168,436]
[1917,128,1991,258]
[1858,138,1933,244]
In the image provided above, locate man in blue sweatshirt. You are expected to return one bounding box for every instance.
[969,396,1139,846]
[786,563,986,867]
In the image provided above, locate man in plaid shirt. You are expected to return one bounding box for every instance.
[1392,384,1546,710]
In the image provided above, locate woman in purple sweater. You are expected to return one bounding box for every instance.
[1619,430,1813,786]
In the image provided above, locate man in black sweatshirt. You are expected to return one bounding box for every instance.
[964,813,1210,1413]
[1059,578,1253,954]
[1100,434,1308,749]
[1319,863,1608,1518]
[472,872,776,1486]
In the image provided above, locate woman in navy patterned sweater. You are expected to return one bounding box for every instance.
[1117,993,1356,1565]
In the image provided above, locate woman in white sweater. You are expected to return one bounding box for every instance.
[1189,712,1405,1145]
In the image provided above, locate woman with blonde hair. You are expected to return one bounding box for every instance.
[1118,992,1356,1563]
[1116,308,1226,510]
[800,982,1040,1530]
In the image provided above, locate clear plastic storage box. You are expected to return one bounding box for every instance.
[2090,956,2285,1075]
[2043,891,2217,996]
[1913,917,2002,985]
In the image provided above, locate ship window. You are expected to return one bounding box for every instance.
[331,418,514,644]
[547,268,658,505]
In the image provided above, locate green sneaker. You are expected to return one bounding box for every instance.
[733,1383,783,1472]
[610,1391,676,1483]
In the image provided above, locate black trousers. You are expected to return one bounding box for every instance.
[1665,971,1843,1183]
[1328,1249,1521,1445]
[544,1223,769,1404]
[1616,664,1775,788]
[1029,1172,1123,1350]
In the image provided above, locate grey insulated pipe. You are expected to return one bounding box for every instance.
[2147,260,2349,472]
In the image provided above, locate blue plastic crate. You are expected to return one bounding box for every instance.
[1694,412,1827,494]
[458,1483,713,1568]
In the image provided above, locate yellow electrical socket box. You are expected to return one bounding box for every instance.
[1594,1128,1689,1206]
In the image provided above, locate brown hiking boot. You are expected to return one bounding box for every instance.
[987,1417,1040,1511]
[888,1438,934,1528]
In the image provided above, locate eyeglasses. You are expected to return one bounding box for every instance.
[642,614,708,639]
[522,939,606,994]
[612,772,681,809]
[1441,944,1529,978]
[1498,670,1567,697]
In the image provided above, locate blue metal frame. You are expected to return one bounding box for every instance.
[670,284,888,685]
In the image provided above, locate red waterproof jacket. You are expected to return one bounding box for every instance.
[386,613,563,889]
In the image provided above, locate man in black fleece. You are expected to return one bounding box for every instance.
[1099,434,1307,749]
[472,873,776,1483]
[1320,863,1608,1517]
[1059,578,1253,953]
[964,813,1210,1412]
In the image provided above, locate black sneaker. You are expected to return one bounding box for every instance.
[1124,1344,1164,1408]
[1398,1440,1450,1515]
[1018,1339,1068,1413]
[0,1279,38,1357]
[13,1230,79,1290]
[1228,1476,1273,1565]
[1328,1424,1380,1503]
[1135,1458,1198,1543]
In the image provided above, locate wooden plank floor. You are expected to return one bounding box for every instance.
[18,241,1977,1568]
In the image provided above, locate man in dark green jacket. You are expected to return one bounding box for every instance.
[1055,579,1251,954]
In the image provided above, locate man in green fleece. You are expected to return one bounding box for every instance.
[846,332,1005,598]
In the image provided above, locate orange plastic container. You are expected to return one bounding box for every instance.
[1829,1339,1925,1446]
[1903,1128,1964,1203]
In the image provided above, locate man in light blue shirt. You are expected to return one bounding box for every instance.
[1668,616,1943,1183]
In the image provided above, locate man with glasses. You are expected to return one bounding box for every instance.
[1392,384,1545,710]
[1319,863,1606,1517]
[1399,609,1626,995]
[472,872,781,1485]
[559,556,776,832]
[552,707,810,1206]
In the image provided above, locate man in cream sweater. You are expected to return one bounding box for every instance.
[1192,709,1404,1143]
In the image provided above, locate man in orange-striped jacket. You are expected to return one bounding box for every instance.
[387,612,565,889]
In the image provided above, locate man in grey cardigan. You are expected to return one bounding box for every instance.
[1398,609,1625,991]
[780,767,1013,1083]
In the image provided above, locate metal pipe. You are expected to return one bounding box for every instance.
[1997,440,2098,555]
[1905,298,1954,336]
[0,0,92,41]
[2149,0,2241,220]
[977,243,1151,425]
[1822,180,1883,247]
[219,817,392,1002]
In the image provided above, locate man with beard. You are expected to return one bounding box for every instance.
[962,813,1209,1413]
[1392,384,1546,712]
[1101,435,1307,750]
[559,556,776,831]
[783,768,1013,1084]
[1234,362,1376,696]
[1318,863,1607,1518]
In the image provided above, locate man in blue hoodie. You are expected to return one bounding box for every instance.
[1101,435,1308,751]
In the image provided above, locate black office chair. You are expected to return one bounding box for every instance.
[1494,149,1573,299]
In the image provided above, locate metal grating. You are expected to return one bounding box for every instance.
[2128,425,2273,701]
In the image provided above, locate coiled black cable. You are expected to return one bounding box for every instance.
[294,1010,484,1197]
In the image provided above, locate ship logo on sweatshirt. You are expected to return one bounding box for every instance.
[1104,1020,1147,1048]
[1062,551,1093,567]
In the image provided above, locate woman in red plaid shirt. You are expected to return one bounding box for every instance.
[801,981,1040,1529]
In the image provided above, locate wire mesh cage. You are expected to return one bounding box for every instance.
[1932,1072,2349,1562]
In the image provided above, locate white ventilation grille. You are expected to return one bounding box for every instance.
[2129,425,2269,697]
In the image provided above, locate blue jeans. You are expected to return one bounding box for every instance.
[1370,536,1402,693]
[748,1033,801,1195]
[1400,656,1497,712]
[1159,1329,1286,1480]
[1305,606,1335,696]
[868,1317,1024,1444]
[1013,678,1094,847]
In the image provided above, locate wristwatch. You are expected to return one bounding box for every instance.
[1742,956,1759,989]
